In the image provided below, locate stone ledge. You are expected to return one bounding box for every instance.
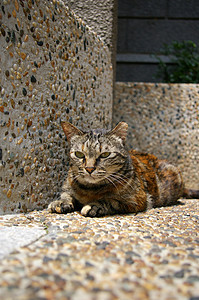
[0,199,198,299]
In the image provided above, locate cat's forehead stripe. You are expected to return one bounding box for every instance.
[88,130,103,141]
[84,131,103,147]
[84,136,101,151]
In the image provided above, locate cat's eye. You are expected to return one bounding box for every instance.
[75,151,85,159]
[100,152,111,158]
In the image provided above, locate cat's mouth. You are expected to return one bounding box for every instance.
[78,171,106,184]
[82,174,102,183]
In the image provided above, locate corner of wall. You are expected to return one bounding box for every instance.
[0,0,113,214]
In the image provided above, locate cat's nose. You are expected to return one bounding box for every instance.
[85,166,96,174]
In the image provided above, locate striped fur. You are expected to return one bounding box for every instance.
[48,122,199,217]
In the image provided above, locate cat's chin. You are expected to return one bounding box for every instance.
[78,175,104,185]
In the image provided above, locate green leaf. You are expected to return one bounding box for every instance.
[155,40,199,83]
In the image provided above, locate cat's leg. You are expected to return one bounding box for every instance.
[48,193,74,214]
[81,200,121,217]
[48,180,74,214]
[81,198,140,217]
[81,203,105,217]
[81,203,106,217]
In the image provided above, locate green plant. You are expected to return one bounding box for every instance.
[156,41,199,83]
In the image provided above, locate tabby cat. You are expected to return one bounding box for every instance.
[48,121,199,217]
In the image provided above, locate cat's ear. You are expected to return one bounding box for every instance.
[108,122,128,144]
[61,122,84,142]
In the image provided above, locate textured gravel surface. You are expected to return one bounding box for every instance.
[0,199,199,300]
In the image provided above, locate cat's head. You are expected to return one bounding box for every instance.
[61,121,129,185]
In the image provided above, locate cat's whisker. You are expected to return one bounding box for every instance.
[113,172,132,181]
[104,176,127,201]
[72,174,81,182]
[111,173,135,191]
[116,171,133,180]
[105,175,119,191]
[108,174,125,187]
[107,175,132,201]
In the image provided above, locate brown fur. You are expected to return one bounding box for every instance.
[48,122,199,217]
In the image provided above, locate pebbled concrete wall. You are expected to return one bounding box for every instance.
[66,0,118,85]
[66,0,117,59]
[113,82,199,190]
[0,0,113,214]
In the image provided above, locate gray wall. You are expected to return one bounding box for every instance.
[0,0,113,214]
[117,0,199,82]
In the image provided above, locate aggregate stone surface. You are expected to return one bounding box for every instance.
[0,199,199,300]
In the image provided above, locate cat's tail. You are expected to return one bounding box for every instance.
[183,188,199,199]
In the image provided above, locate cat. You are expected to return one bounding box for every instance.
[48,121,199,217]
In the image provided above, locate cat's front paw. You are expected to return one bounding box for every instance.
[81,204,105,217]
[48,200,74,214]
